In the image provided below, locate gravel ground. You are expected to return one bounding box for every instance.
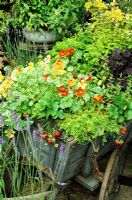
[57,181,99,200]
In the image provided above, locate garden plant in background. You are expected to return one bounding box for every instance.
[0,1,132,197]
[10,0,86,37]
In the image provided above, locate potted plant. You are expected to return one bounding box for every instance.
[10,0,86,43]
[0,2,131,198]
[0,47,123,180]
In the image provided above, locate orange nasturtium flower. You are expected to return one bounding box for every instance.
[53,60,64,71]
[68,78,76,87]
[17,67,22,72]
[65,48,75,56]
[52,74,57,78]
[59,50,66,57]
[93,96,104,103]
[75,87,84,97]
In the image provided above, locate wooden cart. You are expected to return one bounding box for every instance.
[14,122,132,200]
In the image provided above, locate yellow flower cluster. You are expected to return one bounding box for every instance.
[0,77,12,97]
[85,2,92,11]
[110,1,117,7]
[85,0,108,11]
[0,71,4,83]
[5,129,15,139]
[85,1,124,22]
[94,0,108,10]
[106,8,123,21]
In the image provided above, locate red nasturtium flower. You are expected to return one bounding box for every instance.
[59,50,66,57]
[43,74,49,80]
[61,89,69,97]
[65,49,71,56]
[69,48,74,55]
[93,96,104,103]
[115,140,124,148]
[87,76,92,81]
[57,86,69,96]
[75,87,84,97]
[73,74,78,78]
[58,86,65,93]
[59,48,74,57]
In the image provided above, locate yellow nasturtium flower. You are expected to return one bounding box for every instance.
[56,70,67,75]
[68,78,76,87]
[26,62,34,70]
[78,80,87,89]
[5,79,12,89]
[1,91,7,98]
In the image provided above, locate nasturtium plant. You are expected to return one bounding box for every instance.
[107,92,132,123]
[0,53,105,122]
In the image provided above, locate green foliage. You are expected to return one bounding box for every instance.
[48,15,132,76]
[0,0,14,33]
[0,10,10,33]
[118,0,132,13]
[11,0,86,36]
[58,109,121,143]
[0,0,14,5]
[107,92,132,123]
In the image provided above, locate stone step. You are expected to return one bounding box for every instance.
[75,175,100,192]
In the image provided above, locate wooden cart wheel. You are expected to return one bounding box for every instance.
[99,144,128,200]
